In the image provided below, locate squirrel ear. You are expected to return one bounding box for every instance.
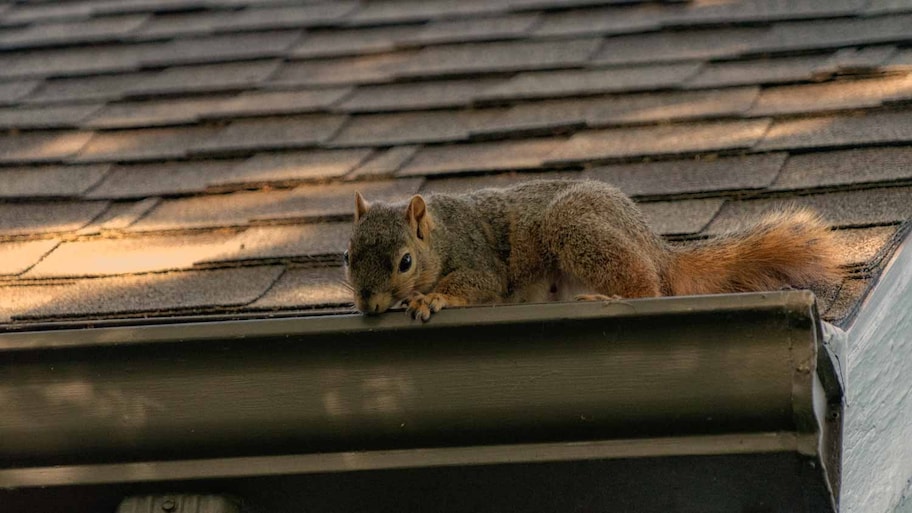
[354,192,370,222]
[406,195,432,240]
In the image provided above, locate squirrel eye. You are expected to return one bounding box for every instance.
[399,253,412,273]
[343,250,350,266]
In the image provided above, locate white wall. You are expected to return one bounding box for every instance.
[842,230,912,513]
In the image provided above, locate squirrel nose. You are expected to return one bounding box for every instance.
[364,292,392,315]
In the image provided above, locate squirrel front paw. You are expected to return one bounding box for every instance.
[406,292,451,322]
[575,294,623,302]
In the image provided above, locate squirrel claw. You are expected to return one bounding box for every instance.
[575,294,623,302]
[406,292,450,322]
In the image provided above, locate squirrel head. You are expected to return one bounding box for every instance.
[345,192,441,314]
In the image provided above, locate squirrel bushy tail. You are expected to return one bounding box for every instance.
[666,207,843,296]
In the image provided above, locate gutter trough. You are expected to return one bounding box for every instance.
[0,291,842,512]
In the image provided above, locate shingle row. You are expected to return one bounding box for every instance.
[4,12,912,84]
[5,105,912,179]
[0,0,890,55]
[10,68,911,135]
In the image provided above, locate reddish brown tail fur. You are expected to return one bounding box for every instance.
[666,207,844,296]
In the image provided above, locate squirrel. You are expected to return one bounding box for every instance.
[345,179,842,321]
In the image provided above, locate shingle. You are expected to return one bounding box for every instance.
[141,30,303,67]
[585,153,786,198]
[396,38,602,77]
[532,5,666,37]
[128,10,237,39]
[0,43,165,79]
[507,0,671,8]
[126,60,282,97]
[0,104,102,129]
[208,0,316,6]
[76,198,160,233]
[128,189,299,231]
[814,46,897,76]
[7,266,285,321]
[203,88,352,119]
[348,146,420,179]
[83,96,231,129]
[191,114,348,155]
[748,75,912,117]
[398,138,566,176]
[21,72,158,105]
[25,232,239,278]
[684,55,829,89]
[477,63,701,101]
[752,15,912,55]
[84,160,245,199]
[545,119,771,164]
[419,171,580,196]
[0,14,150,49]
[0,131,94,164]
[591,28,769,66]
[756,110,912,151]
[213,2,358,31]
[268,51,417,87]
[203,223,351,263]
[705,187,912,234]
[290,25,419,59]
[0,201,109,236]
[73,126,221,163]
[821,278,870,324]
[0,239,60,276]
[249,266,350,309]
[329,110,506,147]
[0,80,40,105]
[468,99,591,136]
[667,0,864,25]
[638,198,725,236]
[0,3,92,25]
[89,0,212,15]
[584,87,759,126]
[259,179,426,221]
[222,149,373,184]
[0,164,110,198]
[347,0,508,25]
[336,79,504,112]
[400,13,539,45]
[834,226,899,268]
[884,49,912,72]
[130,178,423,230]
[865,0,912,15]
[772,147,912,191]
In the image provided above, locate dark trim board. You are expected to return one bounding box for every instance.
[1,451,834,513]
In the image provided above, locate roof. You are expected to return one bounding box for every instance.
[1,0,911,330]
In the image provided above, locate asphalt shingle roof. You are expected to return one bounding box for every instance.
[1,0,911,329]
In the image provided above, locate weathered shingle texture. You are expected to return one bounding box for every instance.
[1,0,910,329]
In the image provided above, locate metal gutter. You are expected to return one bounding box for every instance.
[0,291,842,510]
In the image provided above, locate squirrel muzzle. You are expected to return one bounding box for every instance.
[356,290,396,315]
